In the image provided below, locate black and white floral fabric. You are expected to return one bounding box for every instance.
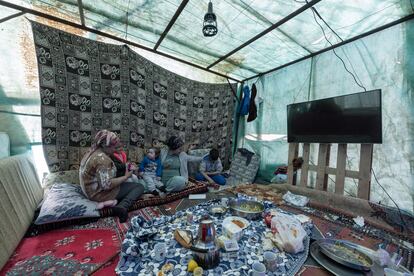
[35,183,100,225]
[116,197,311,276]
[31,22,236,173]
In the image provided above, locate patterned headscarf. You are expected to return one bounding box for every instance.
[167,136,184,151]
[92,129,121,150]
[81,130,121,165]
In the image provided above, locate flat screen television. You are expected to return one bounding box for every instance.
[287,89,382,143]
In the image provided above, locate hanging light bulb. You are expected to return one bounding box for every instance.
[203,0,218,37]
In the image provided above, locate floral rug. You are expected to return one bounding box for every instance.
[1,206,161,276]
[1,229,119,276]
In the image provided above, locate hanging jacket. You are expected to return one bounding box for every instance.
[238,85,251,116]
[247,83,258,122]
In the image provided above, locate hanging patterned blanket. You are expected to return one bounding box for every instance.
[116,199,311,276]
[31,22,236,172]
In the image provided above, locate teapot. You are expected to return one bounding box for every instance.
[191,216,220,269]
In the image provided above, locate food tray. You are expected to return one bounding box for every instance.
[317,239,373,271]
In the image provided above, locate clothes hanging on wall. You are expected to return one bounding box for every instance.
[239,85,251,116]
[247,83,258,122]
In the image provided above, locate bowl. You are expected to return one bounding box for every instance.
[209,205,227,216]
[229,199,264,220]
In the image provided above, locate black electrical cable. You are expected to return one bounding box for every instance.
[371,168,407,229]
[125,0,131,40]
[309,7,367,92]
[302,0,409,229]
[310,6,343,42]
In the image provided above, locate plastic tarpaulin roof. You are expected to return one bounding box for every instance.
[0,0,412,81]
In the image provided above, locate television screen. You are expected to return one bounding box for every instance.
[287,90,382,143]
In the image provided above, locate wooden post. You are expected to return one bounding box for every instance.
[287,143,299,185]
[335,144,347,195]
[300,143,310,187]
[288,142,373,199]
[316,143,331,191]
[358,144,373,199]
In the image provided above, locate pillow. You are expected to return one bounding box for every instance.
[43,170,80,189]
[227,148,260,186]
[35,183,99,225]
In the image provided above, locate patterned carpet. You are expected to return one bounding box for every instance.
[1,228,119,275]
[2,185,414,275]
[0,207,160,276]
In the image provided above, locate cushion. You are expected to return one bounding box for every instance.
[43,170,80,188]
[227,148,260,185]
[0,153,43,269]
[35,183,99,225]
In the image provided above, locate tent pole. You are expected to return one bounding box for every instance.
[77,0,85,26]
[153,0,189,50]
[0,0,241,83]
[0,11,25,24]
[206,0,321,69]
[242,13,414,82]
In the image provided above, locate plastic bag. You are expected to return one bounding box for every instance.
[282,191,309,207]
[271,213,307,254]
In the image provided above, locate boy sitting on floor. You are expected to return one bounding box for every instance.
[195,148,226,186]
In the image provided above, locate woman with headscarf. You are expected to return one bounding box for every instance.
[160,136,203,193]
[79,129,145,222]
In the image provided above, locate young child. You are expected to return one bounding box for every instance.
[195,148,226,185]
[138,148,163,195]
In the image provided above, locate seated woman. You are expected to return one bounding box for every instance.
[160,136,203,193]
[79,129,147,223]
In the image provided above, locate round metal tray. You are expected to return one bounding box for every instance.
[310,240,411,276]
[317,239,373,271]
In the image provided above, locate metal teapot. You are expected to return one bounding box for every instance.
[191,216,220,269]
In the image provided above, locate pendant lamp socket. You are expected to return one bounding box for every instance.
[203,1,218,37]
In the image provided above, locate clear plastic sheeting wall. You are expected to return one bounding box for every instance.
[242,20,414,213]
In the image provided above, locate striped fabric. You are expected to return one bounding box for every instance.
[0,154,43,269]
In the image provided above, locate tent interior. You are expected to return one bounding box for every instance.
[0,0,414,275]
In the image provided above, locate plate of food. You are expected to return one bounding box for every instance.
[317,239,373,271]
[229,199,264,220]
[223,216,250,230]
